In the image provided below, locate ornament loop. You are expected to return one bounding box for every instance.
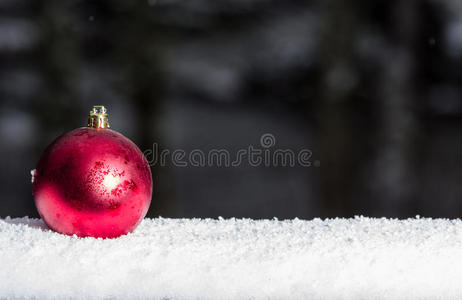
[88,105,110,129]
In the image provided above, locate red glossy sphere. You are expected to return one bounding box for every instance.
[32,127,152,238]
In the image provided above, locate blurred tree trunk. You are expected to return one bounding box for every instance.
[114,2,168,217]
[316,0,361,217]
[316,0,422,217]
[36,0,78,135]
[369,0,421,216]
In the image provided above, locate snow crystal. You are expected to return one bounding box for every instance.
[1,216,462,299]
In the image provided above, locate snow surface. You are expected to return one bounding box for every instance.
[1,216,462,299]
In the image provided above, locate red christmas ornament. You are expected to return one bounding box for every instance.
[32,106,152,238]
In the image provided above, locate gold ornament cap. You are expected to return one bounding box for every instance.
[88,105,110,129]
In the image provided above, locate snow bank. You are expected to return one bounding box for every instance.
[1,216,462,299]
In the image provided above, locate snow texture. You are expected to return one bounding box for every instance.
[1,216,462,299]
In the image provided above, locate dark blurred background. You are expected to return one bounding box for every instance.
[1,0,462,219]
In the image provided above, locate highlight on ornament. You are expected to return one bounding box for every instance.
[31,106,153,238]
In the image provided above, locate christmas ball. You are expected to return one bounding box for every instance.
[32,106,152,238]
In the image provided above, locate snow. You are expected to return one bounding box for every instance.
[30,169,36,183]
[1,216,462,299]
